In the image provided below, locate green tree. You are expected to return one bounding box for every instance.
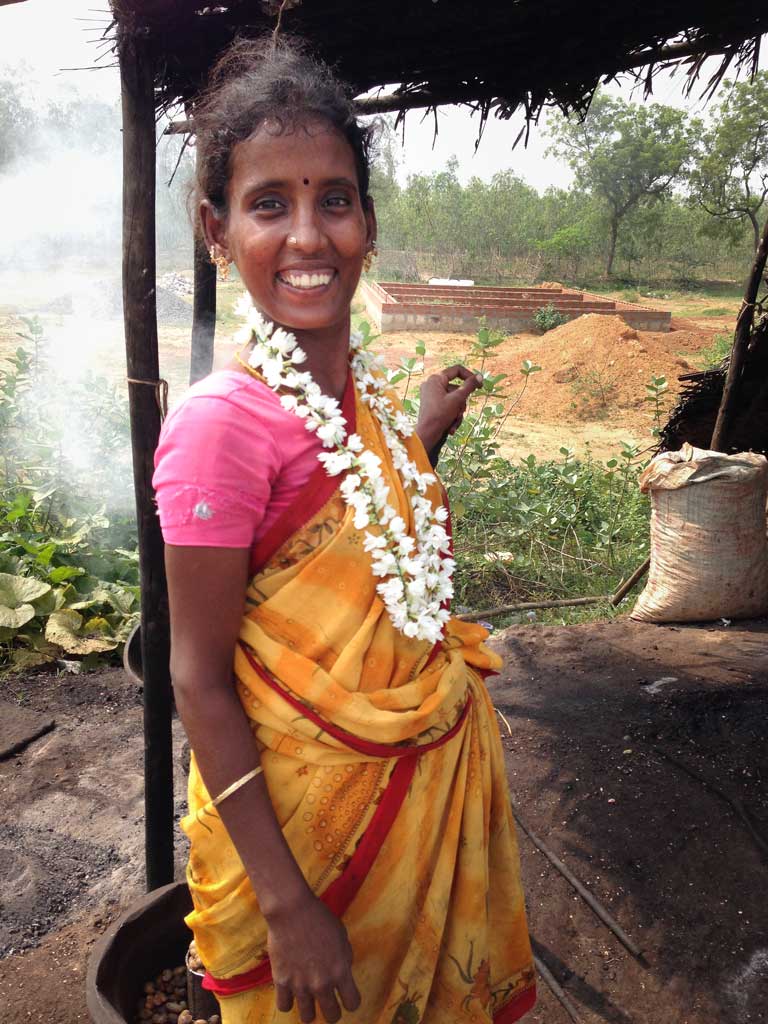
[547,92,695,277]
[688,72,768,252]
[0,72,36,170]
[537,214,600,281]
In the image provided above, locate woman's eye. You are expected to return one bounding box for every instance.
[253,197,284,212]
[323,194,352,208]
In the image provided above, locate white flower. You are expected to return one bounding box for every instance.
[318,450,354,475]
[358,450,382,476]
[378,577,404,604]
[363,532,387,552]
[270,327,296,356]
[353,507,371,530]
[389,515,406,537]
[370,550,398,576]
[234,292,253,317]
[393,412,414,436]
[232,305,455,642]
[317,421,344,445]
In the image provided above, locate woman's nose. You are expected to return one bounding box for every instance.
[286,203,324,253]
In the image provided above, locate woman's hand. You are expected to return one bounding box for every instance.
[415,364,483,456]
[267,894,361,1023]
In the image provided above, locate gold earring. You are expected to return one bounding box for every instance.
[209,245,231,282]
[363,240,377,273]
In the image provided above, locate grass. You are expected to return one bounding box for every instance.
[698,306,732,317]
[692,332,732,370]
[587,282,742,321]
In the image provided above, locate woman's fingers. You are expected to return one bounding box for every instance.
[274,982,294,1013]
[315,985,343,1022]
[274,976,353,1024]
[440,365,483,403]
[337,971,362,1012]
[440,363,479,383]
[296,988,317,1022]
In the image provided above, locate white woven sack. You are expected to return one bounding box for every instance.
[631,444,768,623]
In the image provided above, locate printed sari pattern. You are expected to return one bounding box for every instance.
[181,375,535,1022]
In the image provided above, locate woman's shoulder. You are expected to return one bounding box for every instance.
[161,369,294,438]
[172,368,279,413]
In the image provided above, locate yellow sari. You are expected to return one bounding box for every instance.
[181,371,535,1022]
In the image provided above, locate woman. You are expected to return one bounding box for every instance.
[153,37,534,1024]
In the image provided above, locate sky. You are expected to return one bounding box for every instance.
[1,0,766,192]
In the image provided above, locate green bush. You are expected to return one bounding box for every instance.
[0,319,139,672]
[532,303,568,333]
[694,332,732,369]
[387,322,651,621]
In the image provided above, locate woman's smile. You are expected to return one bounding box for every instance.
[276,267,337,291]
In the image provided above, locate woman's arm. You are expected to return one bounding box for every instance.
[166,544,361,1024]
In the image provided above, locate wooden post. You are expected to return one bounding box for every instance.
[711,215,768,451]
[190,232,217,385]
[118,27,175,891]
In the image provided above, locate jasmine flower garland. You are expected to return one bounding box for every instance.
[234,295,454,644]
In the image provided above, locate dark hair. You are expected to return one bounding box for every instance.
[194,36,375,218]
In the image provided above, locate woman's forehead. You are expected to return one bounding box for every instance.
[230,119,357,185]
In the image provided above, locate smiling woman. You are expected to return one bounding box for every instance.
[202,124,375,344]
[151,35,534,1024]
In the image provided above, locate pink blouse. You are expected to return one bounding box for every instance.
[152,370,321,548]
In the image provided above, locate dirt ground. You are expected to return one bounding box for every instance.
[1,617,766,1023]
[376,313,722,461]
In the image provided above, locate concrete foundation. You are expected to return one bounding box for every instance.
[361,281,671,333]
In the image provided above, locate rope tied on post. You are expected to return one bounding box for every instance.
[127,377,169,420]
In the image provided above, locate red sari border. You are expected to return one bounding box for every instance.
[238,641,470,759]
[494,984,537,1022]
[203,753,419,995]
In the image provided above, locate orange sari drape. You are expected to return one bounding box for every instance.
[181,373,535,1022]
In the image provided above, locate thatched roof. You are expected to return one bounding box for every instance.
[109,1,768,131]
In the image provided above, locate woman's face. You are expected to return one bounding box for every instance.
[205,120,375,336]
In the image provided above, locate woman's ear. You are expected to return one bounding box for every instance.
[200,200,228,257]
[364,197,377,249]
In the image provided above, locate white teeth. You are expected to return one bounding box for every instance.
[280,271,333,289]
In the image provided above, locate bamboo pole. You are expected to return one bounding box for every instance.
[118,28,175,891]
[532,954,584,1024]
[515,813,644,960]
[609,557,650,607]
[711,216,768,451]
[190,232,217,385]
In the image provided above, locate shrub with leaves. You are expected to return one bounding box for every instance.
[375,319,650,620]
[0,319,139,672]
[532,303,568,333]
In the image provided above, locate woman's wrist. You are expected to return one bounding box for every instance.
[259,872,315,923]
[415,415,444,454]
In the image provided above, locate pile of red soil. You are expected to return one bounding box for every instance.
[485,314,713,426]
